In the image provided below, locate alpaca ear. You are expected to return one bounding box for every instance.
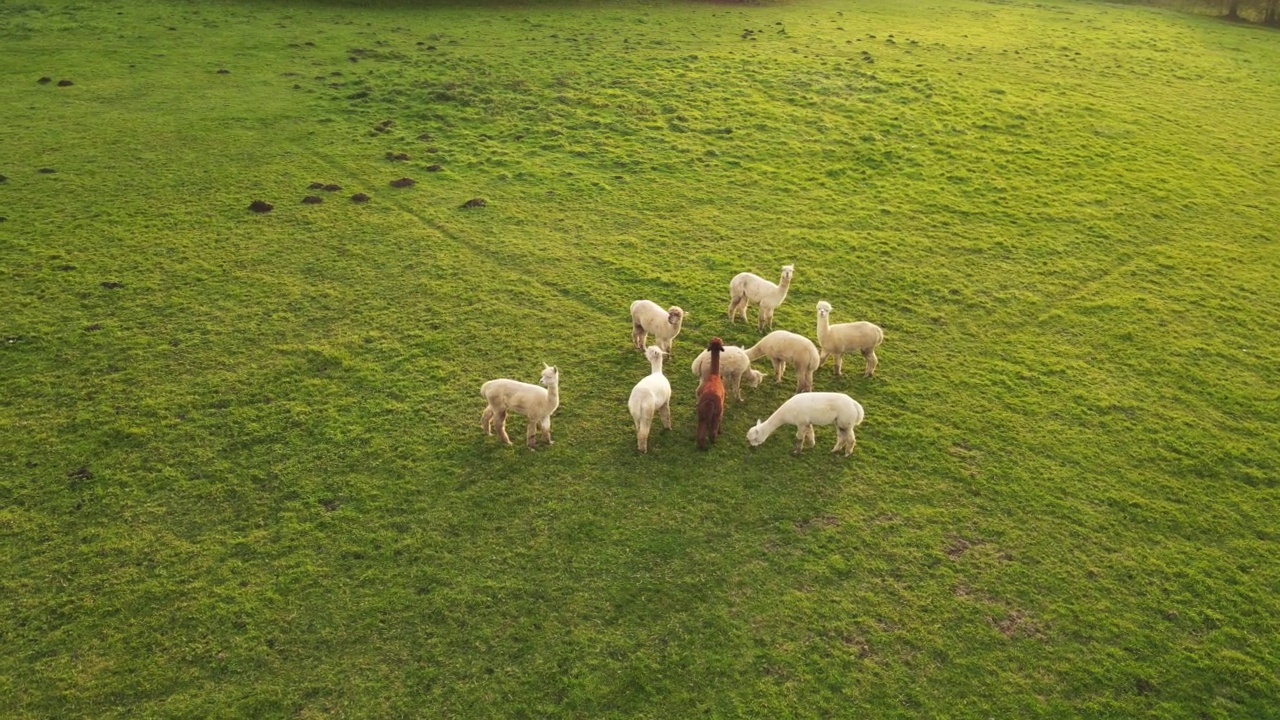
[755,419,762,427]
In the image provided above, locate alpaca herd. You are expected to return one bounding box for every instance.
[480,264,884,456]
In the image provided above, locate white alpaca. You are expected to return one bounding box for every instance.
[728,264,794,331]
[630,300,685,356]
[816,301,884,377]
[744,330,819,394]
[691,345,764,402]
[628,346,672,453]
[746,392,865,456]
[480,364,560,449]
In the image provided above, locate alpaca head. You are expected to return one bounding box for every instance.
[645,346,665,365]
[781,264,795,281]
[708,337,724,354]
[817,300,832,319]
[745,368,764,388]
[540,364,558,386]
[667,306,684,326]
[747,420,766,446]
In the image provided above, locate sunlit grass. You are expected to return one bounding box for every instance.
[2,0,1278,715]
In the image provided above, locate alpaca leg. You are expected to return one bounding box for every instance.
[633,324,646,350]
[834,353,844,377]
[526,419,539,449]
[728,296,741,321]
[793,425,808,455]
[739,301,751,324]
[712,405,723,438]
[864,349,878,377]
[732,373,744,402]
[771,359,783,383]
[637,415,650,453]
[495,410,511,445]
[797,366,813,393]
[832,427,845,454]
[482,405,494,435]
[806,425,816,448]
[843,426,857,455]
[659,401,671,430]
[541,416,554,445]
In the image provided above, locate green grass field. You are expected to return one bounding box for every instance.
[3,0,1279,715]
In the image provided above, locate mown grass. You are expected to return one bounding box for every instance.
[2,0,1279,716]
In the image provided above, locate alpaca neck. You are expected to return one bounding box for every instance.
[709,349,722,377]
[759,409,788,438]
[649,357,664,375]
[544,380,559,409]
[756,412,787,441]
[817,313,829,340]
[775,273,791,301]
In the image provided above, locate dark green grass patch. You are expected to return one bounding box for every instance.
[2,0,1279,716]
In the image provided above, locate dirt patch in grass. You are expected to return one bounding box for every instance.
[945,535,973,559]
[322,184,342,192]
[390,177,415,188]
[461,197,486,208]
[248,200,274,212]
[38,168,56,174]
[57,79,74,87]
[989,609,1042,639]
[386,152,410,161]
[99,281,124,289]
[309,182,325,189]
[796,515,840,533]
[38,76,52,84]
[351,193,371,203]
[302,195,323,204]
[84,324,103,332]
[426,164,442,172]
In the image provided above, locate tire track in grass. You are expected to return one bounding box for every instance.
[304,149,620,321]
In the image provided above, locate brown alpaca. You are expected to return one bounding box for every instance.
[696,338,726,451]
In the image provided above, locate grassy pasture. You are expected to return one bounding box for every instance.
[2,0,1279,715]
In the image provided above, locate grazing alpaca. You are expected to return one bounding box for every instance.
[691,345,764,402]
[480,364,560,450]
[628,346,672,453]
[816,301,884,377]
[746,392,865,456]
[695,338,726,451]
[728,264,794,331]
[744,330,819,394]
[630,300,686,356]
